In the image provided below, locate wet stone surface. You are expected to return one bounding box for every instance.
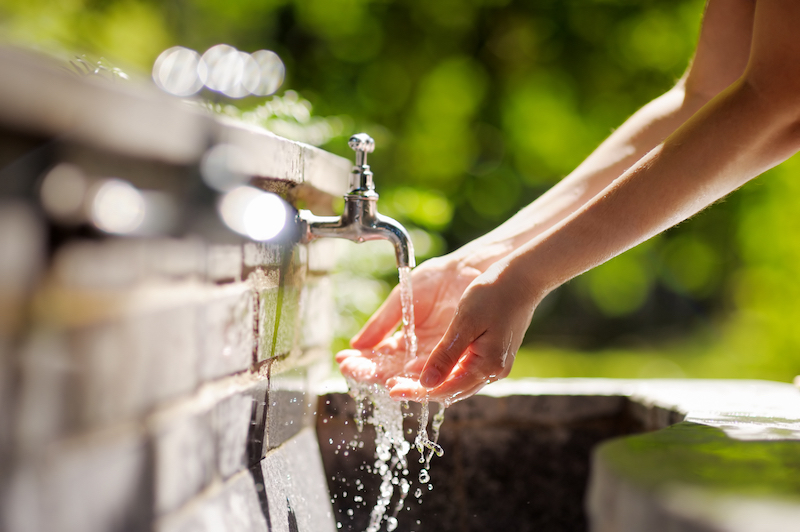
[317,392,643,532]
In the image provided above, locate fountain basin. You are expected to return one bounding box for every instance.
[317,378,800,532]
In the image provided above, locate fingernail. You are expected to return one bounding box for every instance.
[420,369,441,389]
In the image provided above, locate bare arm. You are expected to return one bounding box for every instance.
[351,0,754,351]
[453,0,755,271]
[415,0,800,399]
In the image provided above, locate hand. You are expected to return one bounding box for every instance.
[388,260,539,404]
[336,255,482,386]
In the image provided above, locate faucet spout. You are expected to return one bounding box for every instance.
[296,133,415,268]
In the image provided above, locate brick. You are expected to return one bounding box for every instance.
[240,377,270,465]
[212,391,253,479]
[243,242,282,269]
[256,283,301,362]
[53,239,206,290]
[53,240,145,288]
[2,427,151,532]
[145,238,206,279]
[207,245,242,282]
[255,285,279,361]
[71,302,199,426]
[274,284,301,358]
[261,428,336,532]
[267,368,312,450]
[151,408,215,515]
[0,202,44,286]
[198,284,254,381]
[129,304,200,406]
[156,471,267,532]
[14,330,73,450]
[70,321,141,426]
[0,202,44,335]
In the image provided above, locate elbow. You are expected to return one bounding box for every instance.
[742,66,800,123]
[735,75,800,165]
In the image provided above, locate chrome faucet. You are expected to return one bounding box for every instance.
[297,133,415,268]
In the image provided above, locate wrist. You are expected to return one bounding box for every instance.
[488,252,550,309]
[448,238,516,273]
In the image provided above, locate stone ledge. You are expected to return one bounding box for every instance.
[0,47,349,197]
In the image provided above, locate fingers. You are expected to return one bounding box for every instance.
[351,285,403,349]
[387,367,492,405]
[419,311,482,389]
[336,333,408,385]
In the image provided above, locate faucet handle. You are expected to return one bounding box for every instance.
[348,133,376,194]
[349,133,374,154]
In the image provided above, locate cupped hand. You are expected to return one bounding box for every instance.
[388,260,539,405]
[337,255,482,386]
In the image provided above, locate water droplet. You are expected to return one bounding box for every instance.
[418,469,430,483]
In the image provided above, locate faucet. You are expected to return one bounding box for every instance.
[297,133,415,268]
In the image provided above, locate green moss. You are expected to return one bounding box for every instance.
[599,422,800,499]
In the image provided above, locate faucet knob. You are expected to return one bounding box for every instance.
[348,133,375,157]
[348,133,376,195]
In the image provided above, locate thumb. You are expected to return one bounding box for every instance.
[420,310,483,389]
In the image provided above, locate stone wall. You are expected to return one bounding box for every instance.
[0,47,346,532]
[0,209,339,532]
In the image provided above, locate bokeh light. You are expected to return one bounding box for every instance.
[90,179,146,235]
[218,186,287,241]
[152,46,205,97]
[247,50,285,96]
[200,44,243,93]
[153,44,285,99]
[39,163,88,220]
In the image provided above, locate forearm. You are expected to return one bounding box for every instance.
[504,77,800,302]
[453,81,712,270]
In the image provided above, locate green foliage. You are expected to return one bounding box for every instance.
[5,0,800,381]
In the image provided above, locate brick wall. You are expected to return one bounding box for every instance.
[0,47,351,532]
[0,204,338,531]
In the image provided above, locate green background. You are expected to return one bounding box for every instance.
[4,0,799,382]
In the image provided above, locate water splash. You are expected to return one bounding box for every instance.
[415,400,445,483]
[347,380,410,532]
[344,266,449,531]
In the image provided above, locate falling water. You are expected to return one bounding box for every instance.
[344,266,447,531]
[398,266,417,363]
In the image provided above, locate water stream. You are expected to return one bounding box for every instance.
[345,266,447,531]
